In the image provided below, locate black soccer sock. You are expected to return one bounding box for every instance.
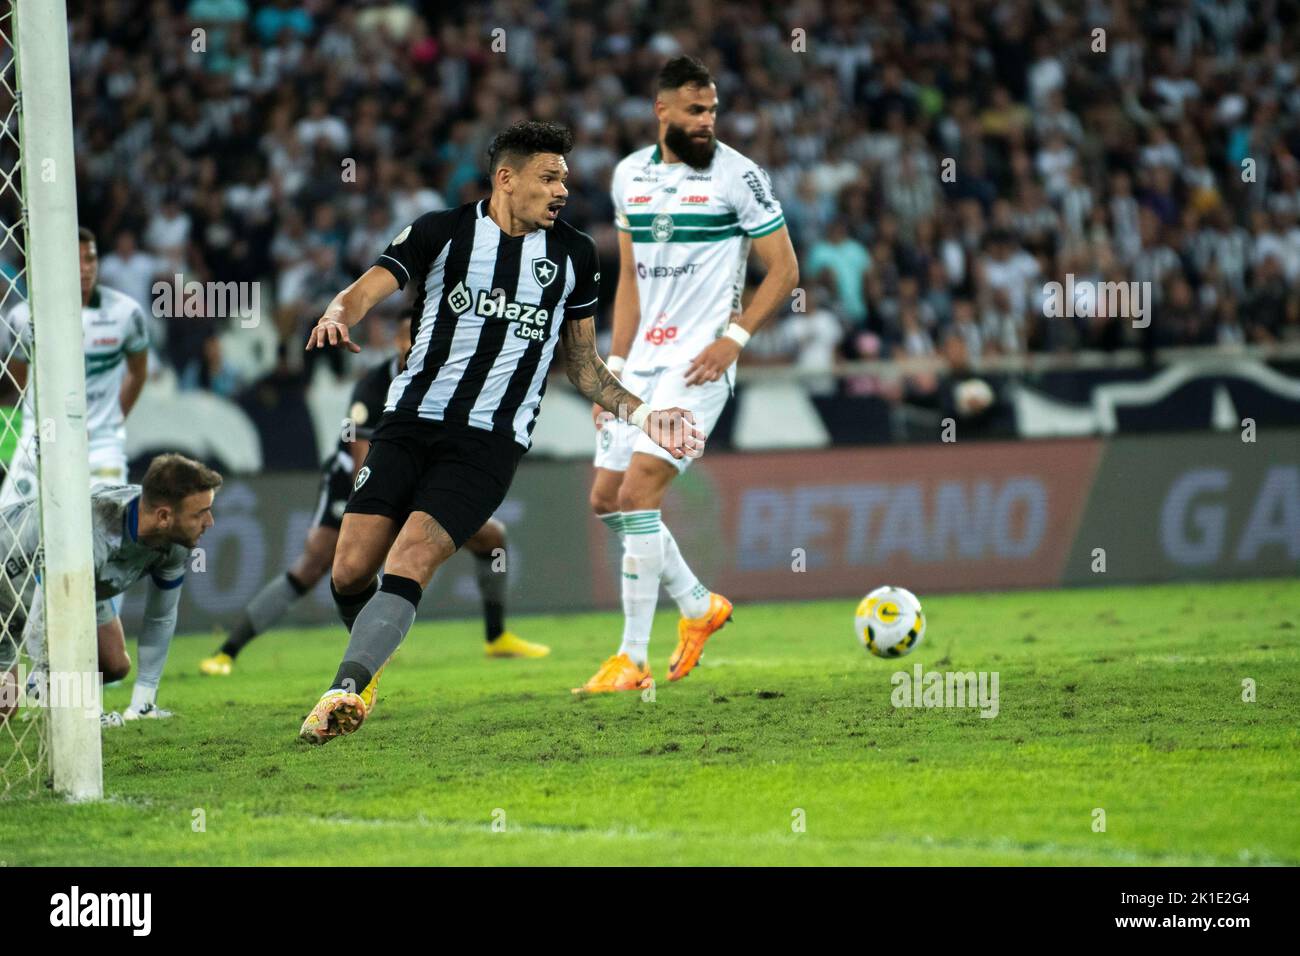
[331,660,374,697]
[331,576,378,632]
[474,552,507,642]
[329,575,423,693]
[219,614,256,659]
[221,571,311,658]
[484,602,505,642]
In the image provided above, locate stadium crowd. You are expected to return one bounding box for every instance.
[12,0,1300,407]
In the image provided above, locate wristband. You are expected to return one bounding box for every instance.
[628,403,651,430]
[607,355,627,374]
[723,322,751,348]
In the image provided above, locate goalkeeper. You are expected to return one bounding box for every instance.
[0,453,221,724]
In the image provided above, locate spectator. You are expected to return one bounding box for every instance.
[806,219,871,327]
[253,0,313,46]
[97,230,164,314]
[180,333,242,397]
[785,285,846,397]
[143,194,192,273]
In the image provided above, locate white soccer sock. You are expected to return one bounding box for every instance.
[660,522,711,619]
[128,683,157,712]
[617,510,663,666]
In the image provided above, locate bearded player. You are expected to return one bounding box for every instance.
[575,56,799,694]
[198,317,546,676]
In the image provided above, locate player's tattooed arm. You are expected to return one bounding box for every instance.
[561,317,707,460]
[561,316,642,415]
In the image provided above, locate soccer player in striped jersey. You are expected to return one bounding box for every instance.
[576,56,800,694]
[197,318,546,676]
[297,121,704,744]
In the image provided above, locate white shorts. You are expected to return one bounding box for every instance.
[592,365,731,474]
[0,435,127,508]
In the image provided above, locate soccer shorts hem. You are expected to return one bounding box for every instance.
[592,365,731,474]
[345,413,523,550]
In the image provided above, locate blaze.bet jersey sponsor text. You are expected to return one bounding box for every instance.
[611,141,785,377]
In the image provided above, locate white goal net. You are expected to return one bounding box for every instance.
[0,0,45,797]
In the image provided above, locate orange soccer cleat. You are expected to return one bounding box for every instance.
[668,592,733,681]
[571,653,653,695]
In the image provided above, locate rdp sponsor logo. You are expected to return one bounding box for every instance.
[1160,465,1299,566]
[737,478,1047,570]
[50,886,151,936]
[636,262,699,279]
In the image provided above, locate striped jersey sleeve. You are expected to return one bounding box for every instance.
[564,236,600,319]
[373,210,458,290]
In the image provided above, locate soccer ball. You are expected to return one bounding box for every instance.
[855,586,926,658]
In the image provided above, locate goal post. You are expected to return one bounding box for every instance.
[6,0,100,799]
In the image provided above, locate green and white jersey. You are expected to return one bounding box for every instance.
[7,284,149,451]
[612,141,785,376]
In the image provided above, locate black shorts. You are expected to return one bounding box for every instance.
[345,412,524,549]
[310,453,355,531]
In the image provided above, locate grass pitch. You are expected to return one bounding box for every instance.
[3,578,1297,866]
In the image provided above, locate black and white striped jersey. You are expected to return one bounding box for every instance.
[372,199,600,448]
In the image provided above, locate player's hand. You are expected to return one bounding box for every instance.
[592,402,614,431]
[684,338,741,386]
[305,317,361,353]
[640,406,706,461]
